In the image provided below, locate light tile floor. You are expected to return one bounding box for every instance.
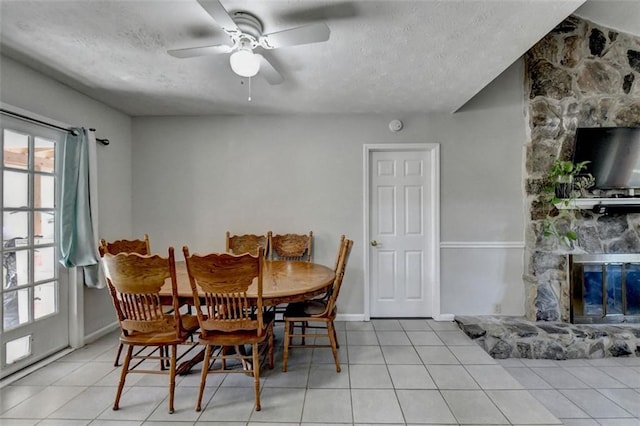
[1,319,639,425]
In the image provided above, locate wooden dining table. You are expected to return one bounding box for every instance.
[159,259,336,375]
[160,259,336,305]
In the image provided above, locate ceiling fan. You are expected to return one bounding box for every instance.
[168,0,331,84]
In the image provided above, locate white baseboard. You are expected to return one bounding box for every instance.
[0,348,74,388]
[336,313,367,322]
[84,321,119,344]
[336,313,455,322]
[434,313,455,322]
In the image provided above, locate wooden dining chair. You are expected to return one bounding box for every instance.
[268,231,313,261]
[183,246,275,412]
[101,247,199,414]
[225,232,269,257]
[99,234,151,367]
[282,237,353,373]
[267,231,313,320]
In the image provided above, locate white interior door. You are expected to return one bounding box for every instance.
[1,114,69,378]
[366,145,439,318]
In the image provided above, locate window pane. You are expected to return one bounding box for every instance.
[3,129,29,170]
[34,175,54,209]
[6,335,31,364]
[34,282,56,319]
[34,137,55,173]
[3,170,28,208]
[3,211,29,244]
[35,211,55,242]
[34,247,55,282]
[3,288,29,330]
[3,249,29,288]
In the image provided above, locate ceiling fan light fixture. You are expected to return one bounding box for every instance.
[229,48,260,77]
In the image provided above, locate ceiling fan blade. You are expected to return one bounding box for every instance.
[256,54,284,85]
[196,0,238,31]
[167,44,233,58]
[260,22,330,49]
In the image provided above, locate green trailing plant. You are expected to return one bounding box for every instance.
[542,159,594,246]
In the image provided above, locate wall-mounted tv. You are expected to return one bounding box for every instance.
[572,127,640,190]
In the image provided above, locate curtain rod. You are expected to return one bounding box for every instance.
[0,108,110,146]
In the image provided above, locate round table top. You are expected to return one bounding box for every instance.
[167,259,336,305]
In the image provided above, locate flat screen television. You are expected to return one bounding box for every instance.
[572,127,640,190]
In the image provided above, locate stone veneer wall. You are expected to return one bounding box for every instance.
[524,16,640,322]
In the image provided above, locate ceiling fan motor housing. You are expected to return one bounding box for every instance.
[225,11,263,49]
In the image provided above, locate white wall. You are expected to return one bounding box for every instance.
[0,55,133,336]
[132,60,527,317]
[435,60,528,315]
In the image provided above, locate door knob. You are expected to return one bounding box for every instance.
[370,240,378,247]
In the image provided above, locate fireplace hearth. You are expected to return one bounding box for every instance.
[570,254,640,324]
[456,315,640,359]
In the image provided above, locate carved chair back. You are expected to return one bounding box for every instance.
[225,232,268,257]
[101,247,183,338]
[268,231,313,262]
[183,247,266,337]
[100,234,150,256]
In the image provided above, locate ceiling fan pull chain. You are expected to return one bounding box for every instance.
[248,76,252,102]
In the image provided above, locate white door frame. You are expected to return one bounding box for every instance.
[363,143,448,321]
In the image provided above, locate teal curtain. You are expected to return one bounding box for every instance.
[59,128,103,288]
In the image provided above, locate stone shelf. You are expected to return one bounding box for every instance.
[555,197,640,210]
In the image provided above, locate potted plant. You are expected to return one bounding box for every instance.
[542,159,594,246]
[545,159,592,202]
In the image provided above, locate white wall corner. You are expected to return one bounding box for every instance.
[68,267,84,348]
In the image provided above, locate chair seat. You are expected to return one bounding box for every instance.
[285,300,334,317]
[120,314,199,345]
[181,314,201,332]
[198,312,275,346]
[198,327,273,345]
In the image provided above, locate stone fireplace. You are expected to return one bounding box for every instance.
[524,16,640,323]
[570,254,640,323]
[455,15,640,359]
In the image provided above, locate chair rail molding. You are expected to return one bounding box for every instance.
[440,241,525,249]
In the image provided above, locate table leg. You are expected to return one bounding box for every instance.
[176,348,205,375]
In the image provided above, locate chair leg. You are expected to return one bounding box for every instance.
[168,344,177,414]
[327,321,341,373]
[301,321,307,345]
[196,345,212,412]
[160,346,166,370]
[268,326,275,369]
[282,320,291,372]
[333,324,340,349]
[113,344,133,410]
[113,343,124,367]
[221,346,229,370]
[252,342,261,411]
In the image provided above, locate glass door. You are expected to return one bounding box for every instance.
[1,114,69,378]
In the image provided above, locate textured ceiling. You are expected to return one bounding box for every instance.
[1,0,635,116]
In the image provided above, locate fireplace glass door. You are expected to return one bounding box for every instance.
[571,254,640,323]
